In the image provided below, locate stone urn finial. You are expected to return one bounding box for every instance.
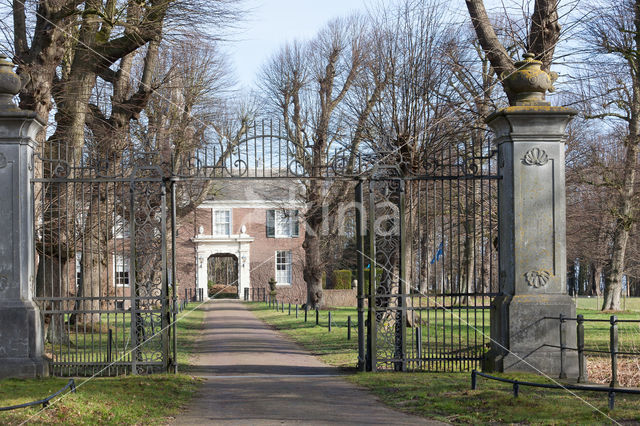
[502,52,559,106]
[0,55,21,110]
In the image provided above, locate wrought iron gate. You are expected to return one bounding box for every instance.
[357,146,500,372]
[33,143,172,376]
[32,118,498,376]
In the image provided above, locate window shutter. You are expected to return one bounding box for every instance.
[266,210,275,238]
[291,210,299,237]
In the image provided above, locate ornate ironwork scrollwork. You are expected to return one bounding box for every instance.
[52,160,70,178]
[287,159,306,177]
[223,158,248,177]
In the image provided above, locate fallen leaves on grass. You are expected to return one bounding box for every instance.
[587,356,640,387]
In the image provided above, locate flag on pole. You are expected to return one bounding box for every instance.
[430,241,444,264]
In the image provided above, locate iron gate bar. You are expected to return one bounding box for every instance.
[355,180,366,372]
[171,179,178,373]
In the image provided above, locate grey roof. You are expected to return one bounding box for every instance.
[208,179,304,202]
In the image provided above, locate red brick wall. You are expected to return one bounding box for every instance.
[175,208,212,299]
[175,206,307,304]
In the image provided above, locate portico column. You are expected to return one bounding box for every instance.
[0,55,48,378]
[484,54,579,378]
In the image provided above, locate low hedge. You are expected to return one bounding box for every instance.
[332,270,352,289]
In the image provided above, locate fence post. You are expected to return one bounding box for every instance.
[347,316,352,340]
[355,180,366,372]
[288,303,291,315]
[296,304,298,318]
[316,308,319,326]
[471,370,477,390]
[328,312,332,332]
[608,391,615,410]
[305,306,308,323]
[577,314,586,383]
[0,57,47,379]
[107,329,113,364]
[416,327,422,365]
[559,314,567,379]
[610,315,618,388]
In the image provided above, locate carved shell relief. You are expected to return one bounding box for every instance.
[522,147,549,166]
[524,270,551,288]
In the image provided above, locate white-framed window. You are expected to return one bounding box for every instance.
[266,210,299,238]
[113,214,130,239]
[115,255,130,287]
[275,250,292,285]
[75,251,82,288]
[213,209,232,236]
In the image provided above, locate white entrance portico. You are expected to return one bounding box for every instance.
[193,227,254,299]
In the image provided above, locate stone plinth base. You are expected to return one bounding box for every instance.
[0,301,48,378]
[484,294,579,378]
[0,358,48,378]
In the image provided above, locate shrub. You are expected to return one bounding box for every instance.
[362,268,383,295]
[332,270,352,290]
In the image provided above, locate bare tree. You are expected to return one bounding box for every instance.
[574,0,640,310]
[3,0,244,332]
[259,15,385,308]
[465,0,563,101]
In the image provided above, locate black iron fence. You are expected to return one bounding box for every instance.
[248,288,267,302]
[264,297,359,341]
[0,379,76,411]
[546,315,640,385]
[471,370,640,410]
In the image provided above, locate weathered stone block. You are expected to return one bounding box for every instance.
[0,56,47,379]
[485,294,578,378]
[0,301,48,378]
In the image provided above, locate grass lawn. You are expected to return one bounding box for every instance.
[576,296,640,312]
[249,301,640,424]
[0,302,206,425]
[250,300,640,368]
[251,303,360,368]
[349,372,640,424]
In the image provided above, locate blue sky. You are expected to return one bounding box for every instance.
[226,0,508,90]
[228,0,370,89]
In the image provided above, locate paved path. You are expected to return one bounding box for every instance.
[172,300,438,425]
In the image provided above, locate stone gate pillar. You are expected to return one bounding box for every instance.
[0,55,47,378]
[484,54,579,378]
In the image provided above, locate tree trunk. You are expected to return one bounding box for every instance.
[303,188,324,308]
[77,193,107,324]
[603,143,638,310]
[35,254,70,344]
[567,260,576,296]
[590,263,602,296]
